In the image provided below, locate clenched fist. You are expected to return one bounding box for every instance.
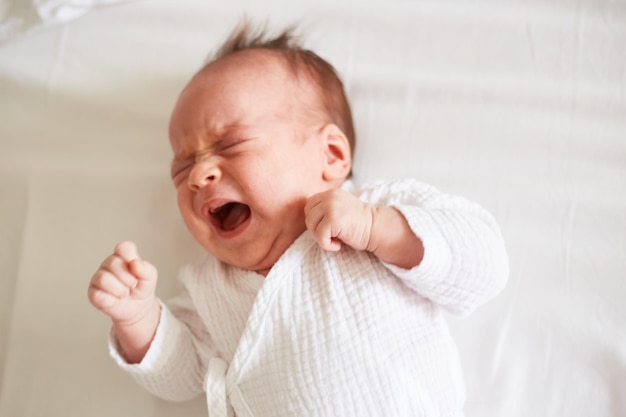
[88,241,161,363]
[305,188,424,269]
[88,241,158,326]
[305,189,376,252]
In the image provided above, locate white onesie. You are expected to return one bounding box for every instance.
[110,179,509,417]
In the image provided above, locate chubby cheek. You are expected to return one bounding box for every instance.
[176,189,204,235]
[256,189,308,229]
[176,188,192,216]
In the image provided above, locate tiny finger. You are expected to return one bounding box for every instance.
[88,286,120,311]
[115,241,139,263]
[92,270,133,298]
[129,259,158,287]
[101,256,138,288]
[321,237,342,252]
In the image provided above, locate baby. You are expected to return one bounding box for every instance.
[88,22,508,417]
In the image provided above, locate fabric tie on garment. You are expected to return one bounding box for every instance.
[205,358,234,417]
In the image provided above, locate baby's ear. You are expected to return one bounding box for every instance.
[320,123,352,183]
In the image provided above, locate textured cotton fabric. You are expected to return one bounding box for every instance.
[110,179,508,417]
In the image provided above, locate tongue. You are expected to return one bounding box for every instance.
[220,203,250,231]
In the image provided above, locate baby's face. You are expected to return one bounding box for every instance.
[169,51,335,275]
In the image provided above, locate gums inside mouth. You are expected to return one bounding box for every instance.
[210,202,251,232]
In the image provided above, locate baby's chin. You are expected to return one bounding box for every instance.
[211,226,307,276]
[220,252,279,277]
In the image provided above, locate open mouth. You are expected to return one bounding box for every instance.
[209,202,251,232]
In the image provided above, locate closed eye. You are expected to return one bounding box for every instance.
[217,138,247,154]
[171,160,193,184]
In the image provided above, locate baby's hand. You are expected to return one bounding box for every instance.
[88,241,158,327]
[305,189,376,252]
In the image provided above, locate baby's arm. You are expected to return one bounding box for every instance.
[305,189,424,269]
[88,241,161,364]
[306,180,508,315]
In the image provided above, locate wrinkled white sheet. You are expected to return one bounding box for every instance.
[0,1,624,416]
[0,0,135,42]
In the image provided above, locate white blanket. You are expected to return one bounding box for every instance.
[0,1,625,416]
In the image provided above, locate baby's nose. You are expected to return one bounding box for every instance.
[187,159,221,191]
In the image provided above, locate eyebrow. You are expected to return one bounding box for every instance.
[171,122,250,162]
[220,121,249,136]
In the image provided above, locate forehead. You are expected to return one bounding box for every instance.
[184,51,307,121]
[168,50,322,152]
[192,49,325,110]
[196,50,297,95]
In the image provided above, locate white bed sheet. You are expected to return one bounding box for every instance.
[0,0,625,416]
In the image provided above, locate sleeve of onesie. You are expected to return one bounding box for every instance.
[108,288,215,402]
[356,178,509,316]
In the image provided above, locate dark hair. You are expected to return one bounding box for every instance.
[206,20,356,155]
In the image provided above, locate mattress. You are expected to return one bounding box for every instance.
[0,0,624,416]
